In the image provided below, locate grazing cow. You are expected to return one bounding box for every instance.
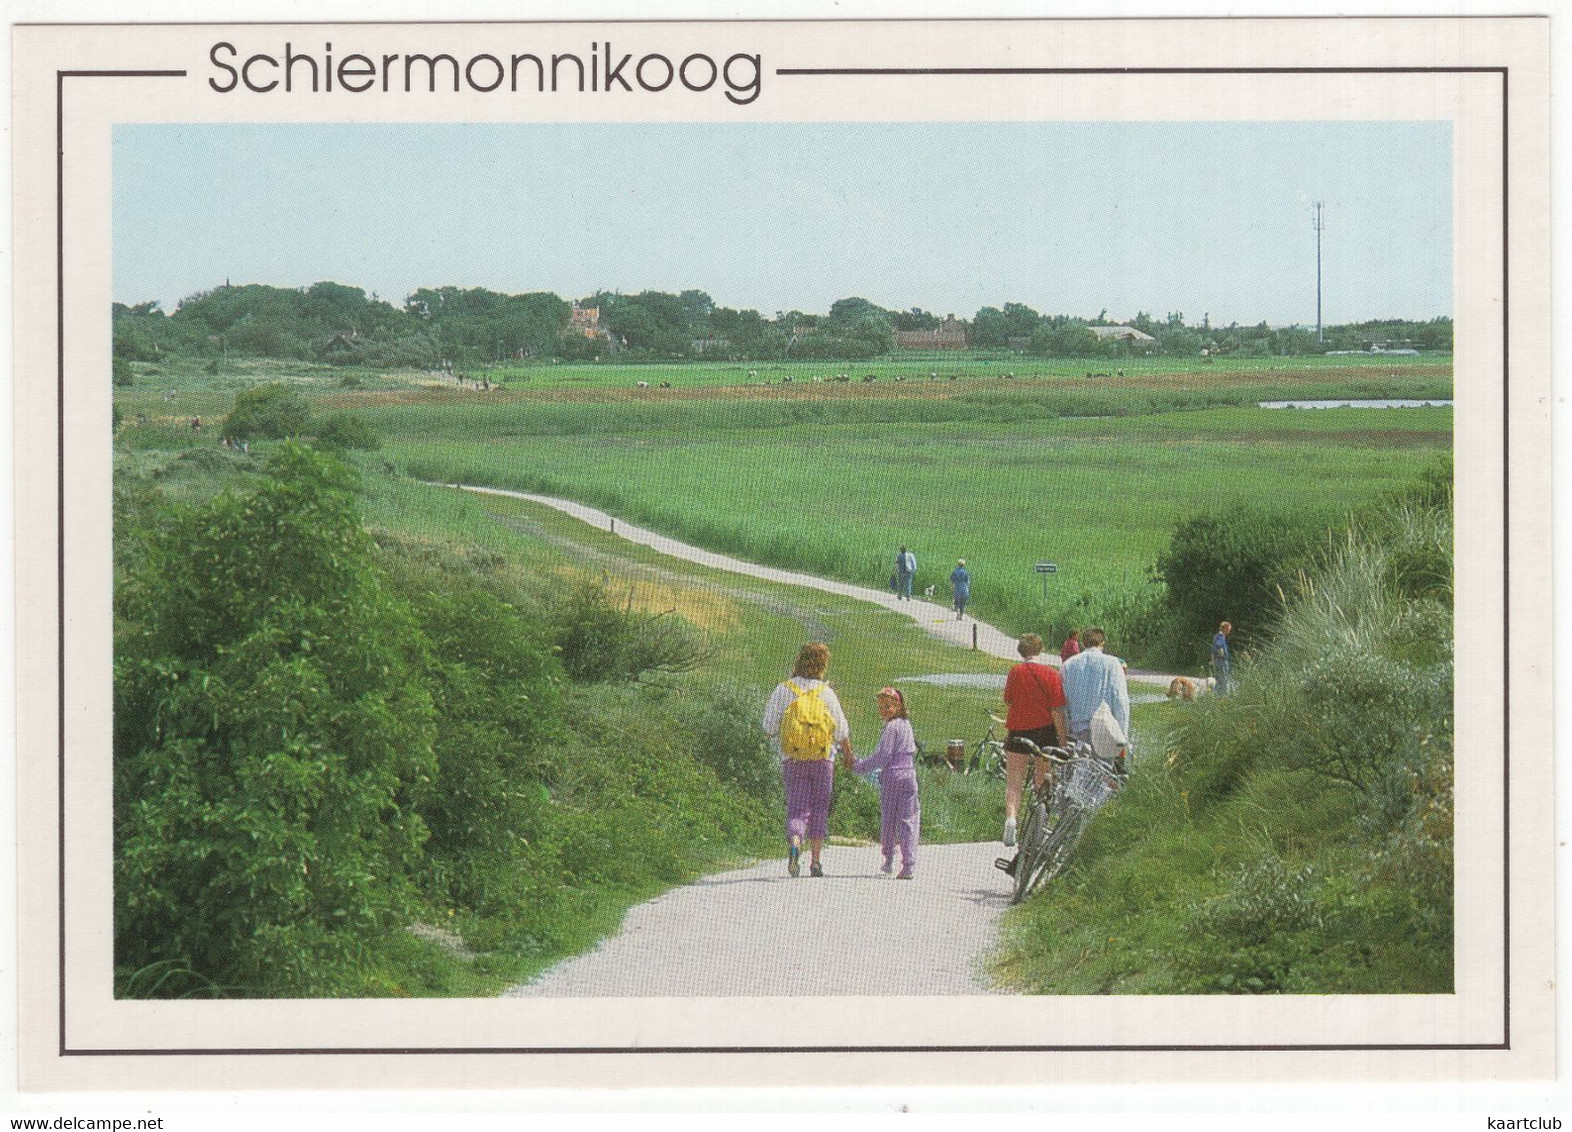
[636,381,649,388]
[659,381,672,388]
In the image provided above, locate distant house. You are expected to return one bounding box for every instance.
[1087,325,1157,344]
[895,315,968,350]
[323,330,358,354]
[569,305,609,339]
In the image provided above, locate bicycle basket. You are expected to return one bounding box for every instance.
[1066,759,1115,809]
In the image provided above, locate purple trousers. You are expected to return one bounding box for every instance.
[783,758,834,842]
[878,767,920,868]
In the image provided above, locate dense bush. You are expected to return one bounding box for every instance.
[665,681,780,804]
[114,447,785,996]
[552,579,712,683]
[115,445,438,995]
[392,577,567,916]
[222,382,311,441]
[1150,509,1323,666]
[315,411,383,452]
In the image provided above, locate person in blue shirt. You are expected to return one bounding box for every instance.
[948,559,971,620]
[1211,620,1232,695]
[1060,627,1131,744]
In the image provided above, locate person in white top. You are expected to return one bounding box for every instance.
[763,642,853,878]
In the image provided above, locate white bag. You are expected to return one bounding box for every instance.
[1088,701,1128,764]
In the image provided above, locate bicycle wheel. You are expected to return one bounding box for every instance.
[1011,799,1051,903]
[982,741,1007,781]
[1034,804,1091,889]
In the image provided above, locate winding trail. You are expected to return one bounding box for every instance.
[451,482,1183,685]
[453,483,1028,663]
[442,482,1175,996]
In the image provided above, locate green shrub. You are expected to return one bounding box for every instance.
[395,580,567,915]
[316,411,383,452]
[1151,508,1324,665]
[115,444,438,995]
[222,381,311,441]
[667,681,780,805]
[552,579,712,683]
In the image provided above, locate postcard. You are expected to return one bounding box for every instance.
[9,14,1554,1094]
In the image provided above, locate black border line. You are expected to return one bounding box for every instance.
[61,62,1509,1059]
[776,66,1505,75]
[56,68,188,1060]
[1499,65,1511,1049]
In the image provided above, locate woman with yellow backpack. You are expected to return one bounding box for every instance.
[762,641,853,878]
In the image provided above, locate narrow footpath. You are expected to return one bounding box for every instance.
[455,483,1029,664]
[451,483,1180,686]
[506,842,1012,997]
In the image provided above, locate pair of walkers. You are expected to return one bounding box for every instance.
[762,642,920,880]
[890,545,973,620]
[1000,629,1131,846]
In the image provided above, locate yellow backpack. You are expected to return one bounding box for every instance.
[780,680,836,760]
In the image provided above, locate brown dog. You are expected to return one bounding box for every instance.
[1167,676,1198,701]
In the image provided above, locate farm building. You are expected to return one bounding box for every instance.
[895,315,969,350]
[568,305,610,339]
[1087,325,1157,344]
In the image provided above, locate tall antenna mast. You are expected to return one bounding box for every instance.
[1313,201,1326,343]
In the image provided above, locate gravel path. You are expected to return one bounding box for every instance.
[504,842,1013,997]
[447,482,1183,997]
[451,483,1028,662]
[452,483,1186,688]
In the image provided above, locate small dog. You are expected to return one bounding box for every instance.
[1166,676,1217,701]
[923,585,936,599]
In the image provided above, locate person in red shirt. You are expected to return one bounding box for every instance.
[1001,633,1070,847]
[1061,628,1081,662]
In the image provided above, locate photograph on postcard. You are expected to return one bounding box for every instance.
[106,117,1457,1003]
[10,17,1552,1087]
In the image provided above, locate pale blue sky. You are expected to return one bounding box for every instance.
[113,121,1451,326]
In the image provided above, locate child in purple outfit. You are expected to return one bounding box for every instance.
[846,687,921,879]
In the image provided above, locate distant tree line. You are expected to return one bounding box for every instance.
[113,280,1453,369]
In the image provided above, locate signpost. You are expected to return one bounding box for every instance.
[1035,561,1057,601]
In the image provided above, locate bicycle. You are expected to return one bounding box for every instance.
[972,712,1008,779]
[994,737,1126,904]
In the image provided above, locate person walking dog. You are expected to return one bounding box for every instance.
[894,545,917,601]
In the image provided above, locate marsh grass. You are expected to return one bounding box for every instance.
[992,500,1454,994]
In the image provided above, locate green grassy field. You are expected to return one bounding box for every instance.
[114,352,1453,996]
[438,350,1454,391]
[381,405,1450,654]
[119,354,1452,663]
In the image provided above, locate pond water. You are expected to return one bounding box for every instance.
[1258,399,1453,410]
